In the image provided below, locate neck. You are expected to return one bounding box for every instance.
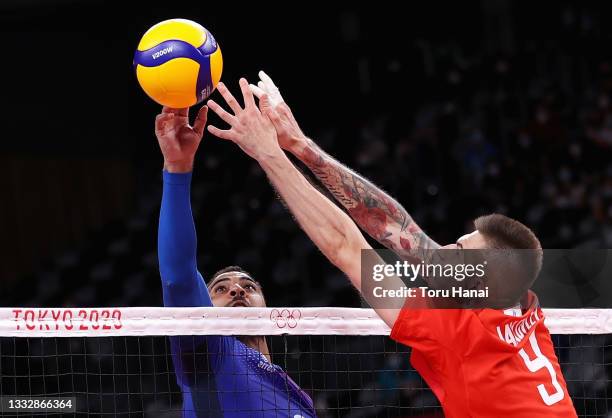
[238,336,271,363]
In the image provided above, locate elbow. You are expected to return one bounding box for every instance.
[328,230,365,275]
[324,215,371,270]
[159,264,197,291]
[324,226,350,268]
[329,237,364,293]
[327,247,344,271]
[161,274,184,292]
[158,249,197,280]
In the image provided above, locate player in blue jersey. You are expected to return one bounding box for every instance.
[155,105,315,418]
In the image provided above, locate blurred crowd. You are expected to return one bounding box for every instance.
[5,3,612,308]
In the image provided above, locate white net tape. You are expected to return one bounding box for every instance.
[1,307,611,337]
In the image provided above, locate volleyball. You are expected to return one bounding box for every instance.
[133,19,223,108]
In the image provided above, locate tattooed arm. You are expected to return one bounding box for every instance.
[294,139,440,255]
[273,119,440,257]
[249,71,440,257]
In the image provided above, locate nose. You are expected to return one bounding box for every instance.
[229,284,246,298]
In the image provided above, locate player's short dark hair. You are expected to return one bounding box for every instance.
[207,266,262,290]
[474,214,542,253]
[474,214,543,304]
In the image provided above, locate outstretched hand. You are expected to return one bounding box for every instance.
[206,78,282,161]
[155,106,208,173]
[249,71,306,152]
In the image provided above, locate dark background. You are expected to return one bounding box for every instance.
[0,1,611,417]
[1,0,611,309]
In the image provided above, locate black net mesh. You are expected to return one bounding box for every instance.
[0,334,609,417]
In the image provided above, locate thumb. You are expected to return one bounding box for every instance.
[192,105,208,137]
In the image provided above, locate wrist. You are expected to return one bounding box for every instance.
[255,146,286,166]
[164,160,194,173]
[162,170,192,184]
[258,147,288,170]
[287,135,311,157]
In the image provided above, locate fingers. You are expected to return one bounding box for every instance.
[161,107,188,117]
[217,82,242,114]
[207,124,234,141]
[207,99,238,126]
[192,105,208,137]
[155,112,175,132]
[258,71,283,106]
[239,78,257,109]
[259,71,278,91]
[259,94,272,113]
[261,95,281,125]
[249,84,265,99]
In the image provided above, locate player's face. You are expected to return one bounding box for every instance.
[427,230,489,292]
[208,274,266,308]
[431,231,487,267]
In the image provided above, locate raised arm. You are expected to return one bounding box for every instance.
[156,106,211,307]
[293,139,440,255]
[207,79,403,327]
[155,106,233,390]
[250,72,440,259]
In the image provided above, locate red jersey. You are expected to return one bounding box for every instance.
[390,291,577,417]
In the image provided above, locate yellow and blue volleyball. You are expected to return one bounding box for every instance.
[133,19,223,108]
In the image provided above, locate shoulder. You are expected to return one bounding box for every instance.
[391,295,477,350]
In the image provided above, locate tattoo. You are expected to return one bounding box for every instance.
[347,202,389,242]
[300,142,440,255]
[302,145,324,168]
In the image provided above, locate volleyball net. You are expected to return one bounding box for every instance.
[0,307,610,417]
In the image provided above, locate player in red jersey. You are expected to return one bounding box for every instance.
[390,224,578,417]
[206,74,578,417]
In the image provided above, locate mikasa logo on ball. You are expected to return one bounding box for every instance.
[200,86,211,100]
[152,46,173,59]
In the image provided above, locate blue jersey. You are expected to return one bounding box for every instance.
[158,171,316,418]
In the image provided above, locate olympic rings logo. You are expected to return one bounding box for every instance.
[270,309,301,329]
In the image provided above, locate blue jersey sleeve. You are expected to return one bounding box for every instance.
[158,170,211,308]
[158,170,230,389]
